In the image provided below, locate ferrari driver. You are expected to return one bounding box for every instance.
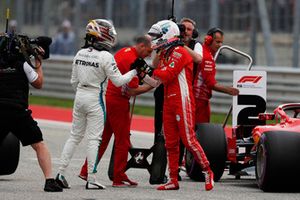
[146,20,214,191]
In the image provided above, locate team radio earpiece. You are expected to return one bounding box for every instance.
[204,27,223,45]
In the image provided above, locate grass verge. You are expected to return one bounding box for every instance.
[29,95,232,124]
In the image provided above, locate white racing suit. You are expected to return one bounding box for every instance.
[58,47,137,180]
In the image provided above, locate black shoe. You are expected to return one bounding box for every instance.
[44,178,63,192]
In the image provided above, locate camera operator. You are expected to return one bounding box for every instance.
[0,35,62,192]
[179,17,202,71]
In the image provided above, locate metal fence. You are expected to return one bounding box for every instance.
[0,0,296,32]
[1,0,300,67]
[30,56,300,114]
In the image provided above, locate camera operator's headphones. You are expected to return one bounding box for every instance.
[204,27,223,45]
[192,28,199,39]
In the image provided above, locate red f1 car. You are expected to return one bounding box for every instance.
[185,46,300,192]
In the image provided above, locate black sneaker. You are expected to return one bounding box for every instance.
[44,178,63,192]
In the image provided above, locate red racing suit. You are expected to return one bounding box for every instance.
[80,47,139,183]
[153,45,210,181]
[193,44,217,123]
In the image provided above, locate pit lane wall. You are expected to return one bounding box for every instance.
[30,56,300,114]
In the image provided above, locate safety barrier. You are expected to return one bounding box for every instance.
[30,56,300,113]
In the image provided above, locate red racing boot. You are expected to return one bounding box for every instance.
[122,177,138,186]
[203,169,214,191]
[112,177,138,187]
[157,179,179,190]
[112,181,128,188]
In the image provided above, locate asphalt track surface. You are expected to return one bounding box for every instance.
[1,117,299,199]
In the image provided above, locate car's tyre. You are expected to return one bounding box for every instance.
[149,133,167,184]
[0,132,20,175]
[255,131,300,192]
[185,123,227,182]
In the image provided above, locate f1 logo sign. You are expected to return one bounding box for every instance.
[238,76,262,83]
[233,71,266,127]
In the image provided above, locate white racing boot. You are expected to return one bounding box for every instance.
[86,173,106,190]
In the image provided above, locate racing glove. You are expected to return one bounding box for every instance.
[131,58,153,77]
[131,58,154,84]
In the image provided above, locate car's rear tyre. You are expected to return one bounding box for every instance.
[256,131,300,192]
[185,123,227,182]
[0,132,20,175]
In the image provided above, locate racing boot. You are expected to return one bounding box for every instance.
[123,177,138,186]
[112,177,138,187]
[156,179,179,190]
[112,181,129,187]
[203,169,214,191]
[78,173,87,181]
[86,174,106,190]
[55,173,70,189]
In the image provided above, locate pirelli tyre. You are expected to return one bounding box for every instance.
[0,132,20,175]
[185,123,227,182]
[255,131,300,192]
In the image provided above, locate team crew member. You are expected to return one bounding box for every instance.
[193,28,239,123]
[147,20,214,191]
[56,19,138,190]
[0,36,62,192]
[78,35,153,187]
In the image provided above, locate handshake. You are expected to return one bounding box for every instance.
[130,58,154,84]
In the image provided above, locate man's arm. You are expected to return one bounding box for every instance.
[184,45,202,64]
[152,53,160,68]
[24,57,43,89]
[153,49,187,84]
[212,83,239,96]
[127,83,154,96]
[70,63,79,91]
[104,52,137,87]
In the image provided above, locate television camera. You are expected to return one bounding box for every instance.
[0,33,52,69]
